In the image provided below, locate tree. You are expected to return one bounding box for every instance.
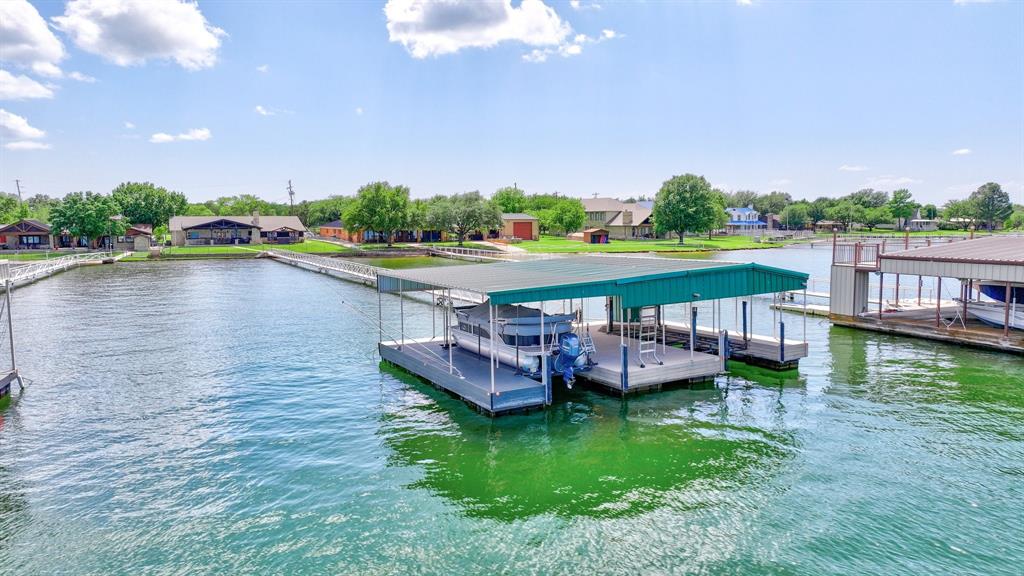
[111,181,187,228]
[186,204,216,216]
[753,191,792,216]
[921,204,938,219]
[969,182,1012,230]
[942,199,976,229]
[862,206,893,231]
[492,186,528,213]
[808,197,833,226]
[846,188,889,209]
[887,189,917,229]
[408,198,429,242]
[343,182,410,246]
[779,203,810,230]
[549,198,586,234]
[652,174,724,244]
[826,201,866,230]
[724,190,758,208]
[306,196,352,226]
[0,193,19,223]
[427,191,501,246]
[50,191,127,245]
[1005,210,1024,230]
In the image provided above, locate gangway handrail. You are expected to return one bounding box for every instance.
[3,252,110,284]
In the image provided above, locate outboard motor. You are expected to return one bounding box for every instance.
[553,332,583,388]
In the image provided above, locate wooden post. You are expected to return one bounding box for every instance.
[935,277,942,327]
[1003,280,1011,336]
[917,276,922,306]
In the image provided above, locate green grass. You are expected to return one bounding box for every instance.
[0,251,62,261]
[417,241,500,251]
[516,235,781,253]
[156,239,353,258]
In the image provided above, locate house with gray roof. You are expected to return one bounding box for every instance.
[168,212,307,246]
[581,198,656,239]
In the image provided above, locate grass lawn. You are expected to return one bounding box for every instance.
[517,235,781,253]
[156,239,353,258]
[417,241,500,251]
[0,251,63,261]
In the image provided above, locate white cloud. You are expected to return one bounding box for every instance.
[839,164,868,172]
[67,71,97,83]
[256,64,269,73]
[952,148,971,156]
[5,140,50,150]
[0,0,66,77]
[124,121,135,129]
[953,0,993,4]
[769,178,792,187]
[601,29,616,39]
[569,1,602,11]
[385,0,570,58]
[0,108,45,140]
[254,105,272,116]
[355,107,364,115]
[149,127,211,143]
[867,175,921,188]
[0,108,49,150]
[53,0,226,71]
[0,69,54,100]
[737,0,754,5]
[522,26,619,63]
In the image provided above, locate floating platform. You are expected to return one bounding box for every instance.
[379,337,547,415]
[578,328,722,394]
[661,321,808,369]
[831,307,1024,355]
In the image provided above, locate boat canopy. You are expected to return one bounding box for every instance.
[378,255,809,308]
[456,302,575,336]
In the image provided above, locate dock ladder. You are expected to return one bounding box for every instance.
[637,306,662,368]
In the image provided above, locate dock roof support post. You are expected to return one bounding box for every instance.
[541,300,551,405]
[489,303,496,398]
[879,272,884,320]
[935,277,942,327]
[377,284,383,344]
[1003,280,1011,336]
[918,276,922,306]
[690,305,696,360]
[399,279,404,350]
[803,287,807,343]
[447,289,453,374]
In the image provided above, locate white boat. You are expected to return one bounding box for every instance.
[451,301,593,378]
[966,300,1023,331]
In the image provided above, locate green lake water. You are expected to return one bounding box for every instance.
[0,249,1021,575]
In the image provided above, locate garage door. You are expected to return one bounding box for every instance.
[513,221,533,240]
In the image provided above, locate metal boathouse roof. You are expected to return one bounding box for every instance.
[377,255,808,307]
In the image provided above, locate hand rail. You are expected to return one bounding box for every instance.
[264,249,379,280]
[4,252,110,283]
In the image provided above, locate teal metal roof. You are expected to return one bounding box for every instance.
[377,255,808,307]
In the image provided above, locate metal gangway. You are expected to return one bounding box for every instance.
[3,252,111,288]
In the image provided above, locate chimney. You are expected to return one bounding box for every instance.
[252,210,260,226]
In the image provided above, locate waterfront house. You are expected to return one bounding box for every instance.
[906,209,939,232]
[724,206,767,235]
[98,224,154,251]
[318,218,445,244]
[0,219,54,250]
[582,198,655,239]
[499,213,538,241]
[169,213,307,246]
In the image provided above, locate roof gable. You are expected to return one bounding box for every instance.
[0,219,51,234]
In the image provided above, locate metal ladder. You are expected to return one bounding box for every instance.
[637,306,662,368]
[580,328,598,365]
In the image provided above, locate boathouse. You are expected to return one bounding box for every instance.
[376,256,809,415]
[829,236,1023,353]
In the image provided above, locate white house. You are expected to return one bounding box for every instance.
[725,206,766,235]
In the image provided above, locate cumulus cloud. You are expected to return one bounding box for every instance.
[952,148,971,156]
[0,69,54,100]
[569,0,602,10]
[149,127,211,143]
[67,71,97,83]
[254,105,272,116]
[124,121,135,129]
[0,108,49,150]
[385,0,570,58]
[53,0,226,70]
[839,164,868,172]
[0,0,66,78]
[522,26,618,63]
[867,175,921,188]
[737,0,754,5]
[355,107,364,115]
[256,64,269,73]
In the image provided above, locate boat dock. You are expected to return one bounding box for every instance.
[828,236,1024,354]
[375,255,810,415]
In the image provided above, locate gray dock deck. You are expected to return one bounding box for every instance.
[579,328,722,393]
[379,337,547,415]
[662,321,809,368]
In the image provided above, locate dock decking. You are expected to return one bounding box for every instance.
[379,337,547,415]
[580,328,722,393]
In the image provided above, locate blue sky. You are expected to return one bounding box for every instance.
[1,0,1022,206]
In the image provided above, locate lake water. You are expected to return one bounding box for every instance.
[1,249,1021,575]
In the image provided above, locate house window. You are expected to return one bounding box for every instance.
[20,235,41,245]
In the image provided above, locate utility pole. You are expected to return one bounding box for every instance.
[14,179,23,202]
[287,180,295,215]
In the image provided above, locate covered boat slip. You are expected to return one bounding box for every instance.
[830,236,1024,354]
[377,255,810,415]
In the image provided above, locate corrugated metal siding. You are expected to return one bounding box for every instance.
[880,260,1024,283]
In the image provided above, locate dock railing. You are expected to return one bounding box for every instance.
[3,252,110,285]
[832,236,968,269]
[264,249,379,282]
